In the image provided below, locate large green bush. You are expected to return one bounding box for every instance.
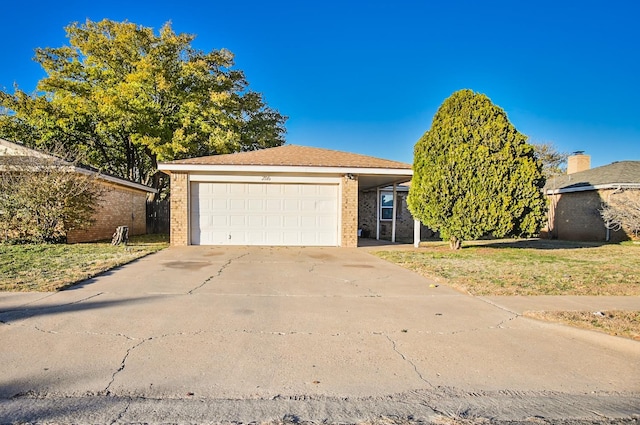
[408,89,547,249]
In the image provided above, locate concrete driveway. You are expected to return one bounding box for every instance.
[1,246,639,423]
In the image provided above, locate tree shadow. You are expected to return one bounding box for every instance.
[0,295,162,323]
[466,238,609,250]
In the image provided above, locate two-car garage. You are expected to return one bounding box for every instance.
[159,145,413,248]
[190,182,339,246]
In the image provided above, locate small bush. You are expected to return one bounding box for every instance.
[0,148,102,243]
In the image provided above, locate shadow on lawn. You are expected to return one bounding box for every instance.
[469,238,609,250]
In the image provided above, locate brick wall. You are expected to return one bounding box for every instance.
[169,172,189,246]
[544,188,635,242]
[341,175,358,247]
[67,182,148,243]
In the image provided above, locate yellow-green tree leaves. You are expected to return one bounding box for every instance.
[0,19,287,192]
[408,89,547,249]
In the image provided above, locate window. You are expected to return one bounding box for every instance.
[381,193,394,220]
[380,191,403,220]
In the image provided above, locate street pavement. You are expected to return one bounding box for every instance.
[0,246,639,424]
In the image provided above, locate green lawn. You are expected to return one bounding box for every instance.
[375,239,640,340]
[0,234,169,292]
[374,239,640,296]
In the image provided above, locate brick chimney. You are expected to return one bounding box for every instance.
[567,152,590,174]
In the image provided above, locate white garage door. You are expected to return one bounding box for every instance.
[191,182,339,246]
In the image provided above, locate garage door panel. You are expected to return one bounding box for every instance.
[284,199,299,211]
[247,199,263,211]
[191,182,338,246]
[265,215,282,227]
[300,216,316,227]
[265,199,281,211]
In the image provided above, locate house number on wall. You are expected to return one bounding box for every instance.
[262,176,271,181]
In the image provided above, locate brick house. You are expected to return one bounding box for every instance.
[543,153,640,242]
[0,138,156,243]
[158,145,427,247]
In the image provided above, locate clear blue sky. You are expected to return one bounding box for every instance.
[1,0,639,168]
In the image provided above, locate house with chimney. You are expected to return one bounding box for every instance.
[543,152,640,242]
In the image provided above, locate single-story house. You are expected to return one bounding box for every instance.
[158,145,428,247]
[543,153,640,242]
[0,138,156,243]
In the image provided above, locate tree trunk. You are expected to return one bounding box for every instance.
[112,226,129,245]
[449,237,462,250]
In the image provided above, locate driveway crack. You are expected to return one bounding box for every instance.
[188,253,249,294]
[109,397,131,424]
[384,334,434,389]
[104,338,151,395]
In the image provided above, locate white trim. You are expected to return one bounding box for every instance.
[391,183,397,243]
[188,174,342,185]
[546,183,640,195]
[159,163,413,176]
[339,179,344,247]
[376,187,380,240]
[380,185,410,192]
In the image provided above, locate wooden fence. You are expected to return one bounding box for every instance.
[146,200,170,234]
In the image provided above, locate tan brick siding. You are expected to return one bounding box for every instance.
[169,172,189,245]
[544,188,637,242]
[341,176,358,247]
[67,182,148,243]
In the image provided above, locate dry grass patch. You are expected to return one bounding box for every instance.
[525,310,640,341]
[0,234,169,292]
[374,239,640,296]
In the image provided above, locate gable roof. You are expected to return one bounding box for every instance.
[0,138,156,193]
[163,145,411,169]
[546,161,640,194]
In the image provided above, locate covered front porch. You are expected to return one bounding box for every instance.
[356,174,424,247]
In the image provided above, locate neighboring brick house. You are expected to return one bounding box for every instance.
[158,145,417,247]
[0,138,156,243]
[543,153,640,242]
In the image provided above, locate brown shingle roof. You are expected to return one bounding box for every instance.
[165,145,411,169]
[546,161,640,191]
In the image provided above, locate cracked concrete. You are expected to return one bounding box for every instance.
[385,334,435,389]
[187,252,250,294]
[1,246,639,423]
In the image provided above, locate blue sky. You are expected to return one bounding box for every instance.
[1,0,639,167]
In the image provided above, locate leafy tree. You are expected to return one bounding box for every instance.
[0,146,102,243]
[408,89,547,249]
[0,19,287,195]
[533,142,568,179]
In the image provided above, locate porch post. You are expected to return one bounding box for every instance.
[391,183,397,243]
[376,187,380,240]
[414,219,420,248]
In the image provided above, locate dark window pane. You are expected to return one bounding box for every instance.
[381,208,393,220]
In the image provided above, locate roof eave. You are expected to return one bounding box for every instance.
[71,166,157,193]
[158,163,413,176]
[546,182,640,195]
